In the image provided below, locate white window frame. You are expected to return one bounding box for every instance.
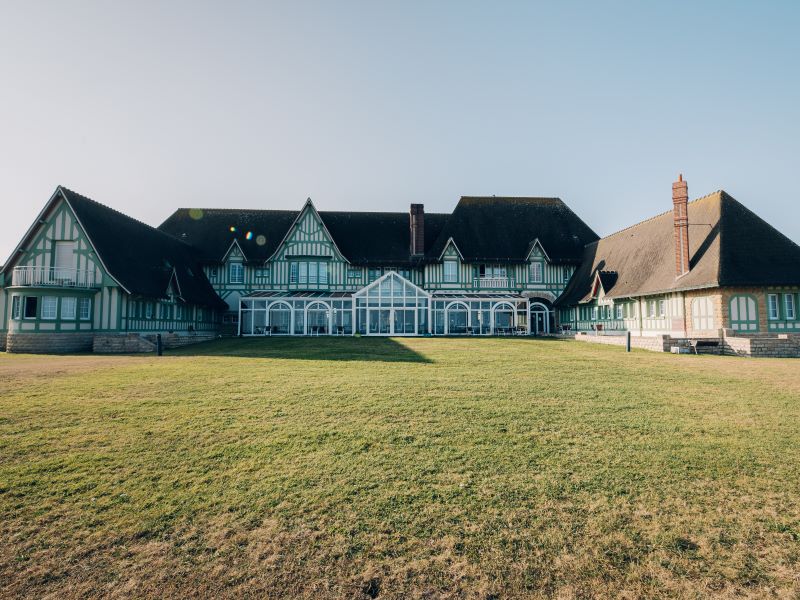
[11,295,21,320]
[347,268,361,279]
[146,302,153,319]
[299,262,308,284]
[658,299,666,317]
[767,294,780,320]
[229,262,244,284]
[319,262,329,284]
[785,294,796,320]
[79,298,91,320]
[61,297,77,320]
[615,304,623,319]
[530,262,543,283]
[591,306,598,320]
[41,296,58,320]
[309,262,318,284]
[443,260,458,283]
[24,297,38,319]
[562,267,570,283]
[290,262,298,284]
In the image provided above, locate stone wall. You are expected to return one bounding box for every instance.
[93,334,157,354]
[573,333,673,353]
[0,332,6,352]
[6,332,94,354]
[721,332,800,358]
[142,332,217,349]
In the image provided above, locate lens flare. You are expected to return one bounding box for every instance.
[245,231,253,240]
[256,235,266,246]
[188,208,204,220]
[229,226,237,233]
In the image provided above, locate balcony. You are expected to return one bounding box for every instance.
[473,276,516,289]
[11,266,98,289]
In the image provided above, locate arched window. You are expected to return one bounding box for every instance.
[445,302,469,334]
[305,301,330,335]
[492,302,516,334]
[268,301,292,335]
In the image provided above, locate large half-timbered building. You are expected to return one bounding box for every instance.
[1,177,799,355]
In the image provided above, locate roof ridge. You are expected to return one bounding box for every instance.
[598,190,724,241]
[60,186,198,250]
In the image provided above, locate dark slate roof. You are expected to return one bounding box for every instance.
[558,191,800,305]
[158,208,299,263]
[59,188,225,308]
[426,197,599,263]
[159,207,450,266]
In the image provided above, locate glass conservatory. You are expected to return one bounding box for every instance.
[239,292,354,336]
[353,271,430,335]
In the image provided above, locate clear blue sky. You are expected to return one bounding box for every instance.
[1,1,799,262]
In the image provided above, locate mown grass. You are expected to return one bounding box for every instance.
[1,337,799,599]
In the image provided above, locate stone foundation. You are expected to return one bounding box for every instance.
[574,331,799,358]
[0,332,6,352]
[93,334,157,354]
[142,332,217,349]
[6,332,94,354]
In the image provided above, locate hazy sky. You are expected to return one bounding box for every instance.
[1,1,799,262]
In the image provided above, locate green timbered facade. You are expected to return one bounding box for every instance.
[2,180,799,352]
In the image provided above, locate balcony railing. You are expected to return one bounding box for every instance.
[473,276,516,289]
[11,266,98,288]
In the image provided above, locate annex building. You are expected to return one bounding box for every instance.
[1,177,799,356]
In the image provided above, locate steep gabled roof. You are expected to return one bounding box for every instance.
[159,207,450,266]
[426,197,598,263]
[59,187,225,308]
[558,191,800,305]
[158,208,299,263]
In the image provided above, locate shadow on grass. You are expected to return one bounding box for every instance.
[166,336,433,363]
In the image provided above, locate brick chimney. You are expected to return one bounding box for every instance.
[410,204,424,255]
[672,174,690,277]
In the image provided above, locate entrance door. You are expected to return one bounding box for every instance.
[393,309,416,335]
[368,309,391,334]
[532,312,546,334]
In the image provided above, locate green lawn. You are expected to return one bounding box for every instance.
[1,338,799,599]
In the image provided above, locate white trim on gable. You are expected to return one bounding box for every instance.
[266,198,350,264]
[353,269,431,298]
[437,237,464,261]
[221,238,247,263]
[525,238,551,262]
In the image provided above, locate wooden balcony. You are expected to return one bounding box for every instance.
[473,276,516,289]
[11,266,98,289]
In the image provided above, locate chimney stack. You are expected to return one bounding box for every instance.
[672,174,690,277]
[410,204,425,255]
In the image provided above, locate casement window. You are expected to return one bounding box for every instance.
[61,297,77,320]
[767,294,780,320]
[348,268,361,278]
[658,299,666,317]
[785,294,796,320]
[41,296,58,320]
[290,263,298,283]
[647,300,656,318]
[443,260,458,283]
[319,262,329,284]
[146,303,153,319]
[229,263,244,284]
[480,265,507,278]
[11,296,21,320]
[308,262,318,284]
[79,298,91,320]
[591,306,598,320]
[530,262,543,283]
[562,267,571,284]
[691,296,715,330]
[298,262,308,284]
[368,268,381,281]
[615,304,623,319]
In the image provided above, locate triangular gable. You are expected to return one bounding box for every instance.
[525,238,551,262]
[221,238,247,263]
[1,186,127,292]
[267,198,349,263]
[353,270,430,297]
[166,268,183,301]
[437,237,464,261]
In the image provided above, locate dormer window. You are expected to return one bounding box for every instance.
[443,260,458,283]
[530,262,543,283]
[229,263,244,284]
